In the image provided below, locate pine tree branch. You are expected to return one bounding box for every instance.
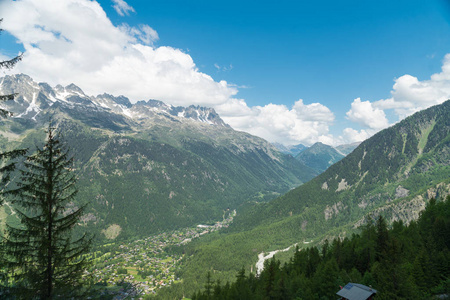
[0,53,23,69]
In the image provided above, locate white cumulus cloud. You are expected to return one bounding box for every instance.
[346,98,389,130]
[341,128,373,144]
[119,24,159,46]
[112,0,135,16]
[374,57,450,119]
[343,54,450,145]
[218,99,336,146]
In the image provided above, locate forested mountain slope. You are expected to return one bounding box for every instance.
[191,197,450,300]
[0,74,317,240]
[234,99,450,231]
[158,100,450,298]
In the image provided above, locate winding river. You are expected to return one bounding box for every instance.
[255,243,298,275]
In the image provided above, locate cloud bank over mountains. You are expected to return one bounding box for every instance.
[0,0,236,107]
[1,0,449,146]
[345,56,450,142]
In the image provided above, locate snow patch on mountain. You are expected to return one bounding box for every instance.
[16,92,41,120]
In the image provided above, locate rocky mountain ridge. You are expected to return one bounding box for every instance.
[0,74,228,128]
[0,74,317,240]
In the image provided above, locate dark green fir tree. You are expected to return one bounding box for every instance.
[0,17,26,202]
[2,125,91,299]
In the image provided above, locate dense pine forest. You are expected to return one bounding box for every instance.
[190,196,450,300]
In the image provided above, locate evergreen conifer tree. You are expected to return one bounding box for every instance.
[204,271,213,299]
[3,125,91,299]
[375,215,389,261]
[0,18,26,204]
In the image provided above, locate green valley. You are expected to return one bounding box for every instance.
[84,211,235,297]
[0,74,449,299]
[1,3,450,299]
[157,100,450,298]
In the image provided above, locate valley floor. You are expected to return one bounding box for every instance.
[86,211,235,296]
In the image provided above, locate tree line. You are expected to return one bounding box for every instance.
[191,196,450,300]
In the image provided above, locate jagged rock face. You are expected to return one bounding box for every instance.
[133,100,230,127]
[95,93,132,109]
[0,74,229,129]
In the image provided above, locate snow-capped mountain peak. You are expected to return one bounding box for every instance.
[0,74,230,128]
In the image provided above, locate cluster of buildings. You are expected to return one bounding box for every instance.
[88,210,236,296]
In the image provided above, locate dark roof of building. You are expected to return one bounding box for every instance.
[336,283,377,300]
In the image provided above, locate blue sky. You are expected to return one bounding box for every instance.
[1,0,450,145]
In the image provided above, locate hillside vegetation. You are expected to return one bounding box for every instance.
[190,196,450,300]
[157,100,450,298]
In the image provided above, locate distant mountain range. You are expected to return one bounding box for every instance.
[272,143,307,156]
[273,141,360,174]
[335,141,361,155]
[296,142,345,173]
[0,74,317,239]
